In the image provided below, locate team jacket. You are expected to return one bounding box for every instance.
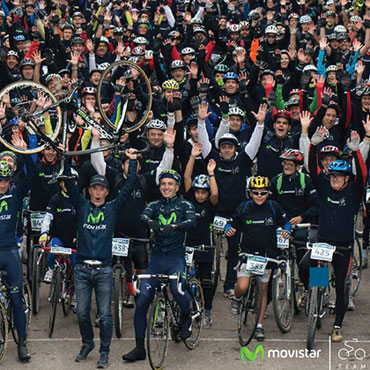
[141,196,196,257]
[64,160,137,265]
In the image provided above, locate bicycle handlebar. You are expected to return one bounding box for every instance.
[186,245,214,253]
[133,273,185,296]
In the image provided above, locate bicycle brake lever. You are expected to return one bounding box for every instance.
[133,274,140,294]
[177,274,185,296]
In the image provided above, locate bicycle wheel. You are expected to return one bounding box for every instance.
[48,266,61,338]
[62,262,74,317]
[0,302,8,365]
[316,288,323,329]
[97,60,152,132]
[147,295,169,370]
[306,287,318,350]
[350,236,362,298]
[272,267,293,333]
[211,234,222,291]
[10,275,32,344]
[0,80,62,154]
[184,278,204,350]
[170,302,181,343]
[31,246,41,314]
[113,267,125,338]
[238,277,262,347]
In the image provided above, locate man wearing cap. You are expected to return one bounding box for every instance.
[64,149,138,368]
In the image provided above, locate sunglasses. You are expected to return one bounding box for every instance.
[251,190,268,196]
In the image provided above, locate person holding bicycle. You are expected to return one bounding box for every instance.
[0,135,35,362]
[122,169,196,363]
[63,149,138,368]
[224,176,291,341]
[307,127,367,342]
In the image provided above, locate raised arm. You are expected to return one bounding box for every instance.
[197,101,212,159]
[184,143,203,192]
[155,127,175,185]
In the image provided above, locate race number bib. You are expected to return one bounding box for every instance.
[49,246,72,255]
[112,238,130,257]
[277,229,289,249]
[30,213,45,232]
[185,247,195,267]
[310,243,336,262]
[245,256,268,275]
[213,216,227,231]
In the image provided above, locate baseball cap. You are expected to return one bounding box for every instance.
[90,174,109,188]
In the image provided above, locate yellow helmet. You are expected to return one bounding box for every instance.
[162,79,179,91]
[248,176,270,189]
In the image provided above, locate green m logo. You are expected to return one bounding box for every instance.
[245,220,252,225]
[158,212,177,226]
[240,344,264,363]
[0,200,8,213]
[87,211,105,224]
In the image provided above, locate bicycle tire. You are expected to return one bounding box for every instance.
[0,302,8,365]
[170,301,181,343]
[113,267,124,338]
[0,80,62,154]
[10,275,32,344]
[62,262,74,317]
[272,268,293,333]
[184,278,204,350]
[350,236,362,298]
[147,295,169,370]
[48,267,61,338]
[97,60,152,132]
[306,287,318,350]
[211,234,222,292]
[31,246,41,314]
[238,277,262,347]
[316,288,323,329]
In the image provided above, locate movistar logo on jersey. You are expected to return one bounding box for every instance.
[158,212,177,226]
[87,211,105,224]
[246,220,252,224]
[0,200,8,213]
[240,344,264,362]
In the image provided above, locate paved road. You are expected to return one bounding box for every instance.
[2,259,370,370]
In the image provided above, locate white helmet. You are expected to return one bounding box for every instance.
[265,25,278,35]
[334,25,347,34]
[299,15,312,24]
[303,64,317,73]
[146,119,167,131]
[228,106,245,118]
[326,65,337,73]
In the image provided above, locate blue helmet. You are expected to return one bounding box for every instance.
[223,72,238,81]
[192,174,210,189]
[328,160,351,174]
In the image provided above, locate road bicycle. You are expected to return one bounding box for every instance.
[0,271,32,364]
[42,246,76,338]
[133,272,203,370]
[111,235,149,338]
[0,60,152,158]
[234,252,286,346]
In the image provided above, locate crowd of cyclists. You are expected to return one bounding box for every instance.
[0,0,370,368]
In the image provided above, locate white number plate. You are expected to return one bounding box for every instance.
[49,246,72,255]
[277,229,289,249]
[213,216,227,231]
[311,243,336,262]
[112,238,130,257]
[245,256,268,275]
[185,248,195,267]
[30,213,45,232]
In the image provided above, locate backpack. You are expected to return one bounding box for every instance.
[276,172,306,195]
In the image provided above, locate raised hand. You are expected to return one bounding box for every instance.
[362,115,370,136]
[347,130,360,152]
[191,142,203,157]
[251,103,268,124]
[299,111,313,133]
[198,101,211,121]
[164,126,176,147]
[32,50,46,65]
[207,158,216,174]
[311,126,328,145]
[319,38,328,50]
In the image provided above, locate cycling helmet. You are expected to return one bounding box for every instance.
[59,68,72,76]
[214,64,229,73]
[170,60,186,70]
[299,15,312,24]
[81,86,97,96]
[327,33,338,41]
[133,36,147,45]
[162,79,179,90]
[191,18,203,25]
[320,145,340,158]
[0,151,17,165]
[302,64,317,73]
[180,47,195,56]
[328,160,352,174]
[265,25,278,35]
[159,169,181,186]
[350,16,361,23]
[132,46,145,56]
[362,86,370,96]
[7,50,19,59]
[229,106,245,118]
[248,176,270,189]
[98,62,110,71]
[286,97,300,107]
[219,133,238,147]
[260,69,275,78]
[99,36,109,45]
[19,58,35,68]
[0,10,5,18]
[192,174,210,189]
[113,27,123,34]
[146,119,167,131]
[45,73,62,84]
[61,23,75,31]
[128,56,140,64]
[326,65,337,73]
[0,161,14,179]
[240,21,250,29]
[273,109,292,123]
[228,24,241,33]
[71,36,84,45]
[289,13,299,20]
[334,25,347,34]
[337,33,350,41]
[223,71,238,81]
[279,148,304,164]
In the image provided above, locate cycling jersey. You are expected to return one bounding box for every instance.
[141,196,196,256]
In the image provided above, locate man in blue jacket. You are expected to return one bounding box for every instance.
[64,149,138,369]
